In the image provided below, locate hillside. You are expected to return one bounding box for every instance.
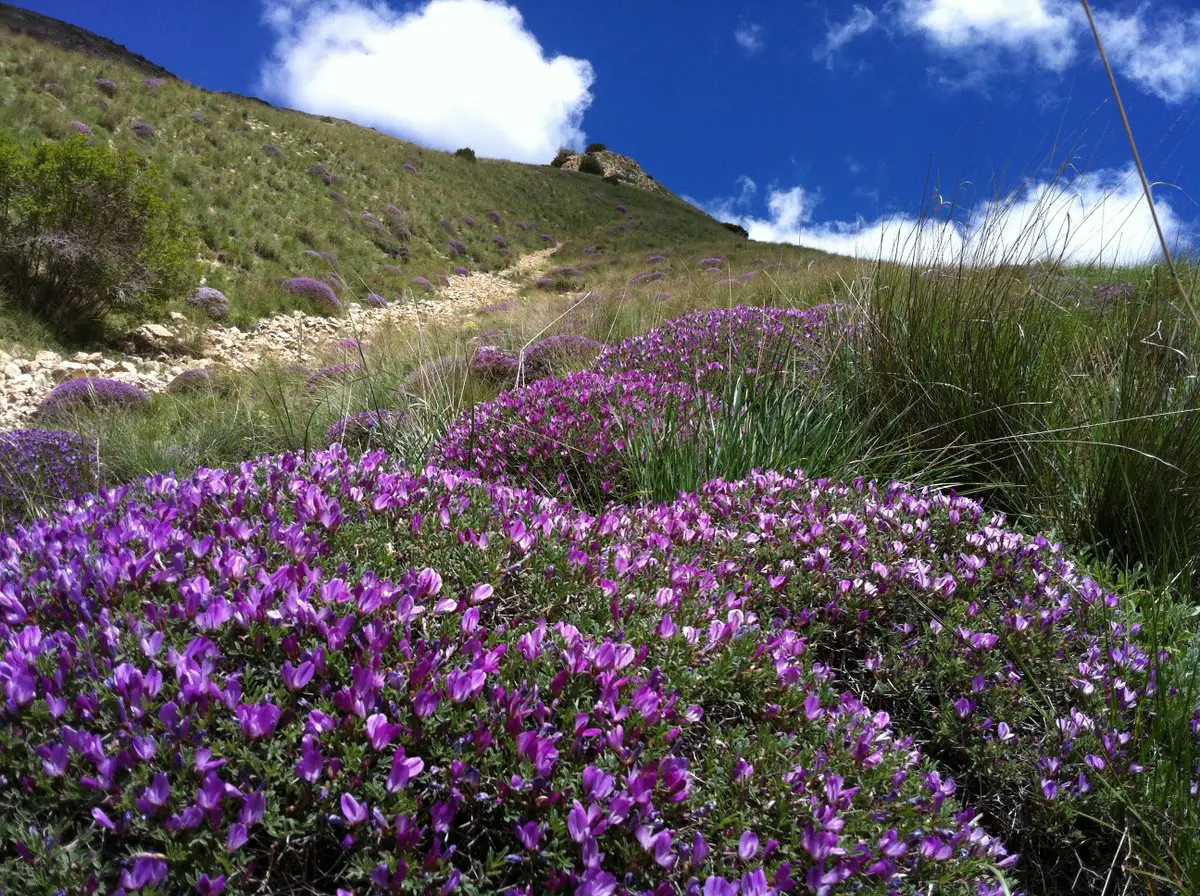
[0,2,740,338]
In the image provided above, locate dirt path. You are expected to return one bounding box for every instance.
[0,248,558,431]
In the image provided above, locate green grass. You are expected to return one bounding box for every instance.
[0,21,741,350]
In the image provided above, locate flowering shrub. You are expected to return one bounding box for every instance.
[366,292,389,308]
[0,450,1034,894]
[616,203,627,213]
[460,216,477,227]
[324,409,405,450]
[0,428,98,524]
[189,110,209,125]
[633,271,666,283]
[469,344,518,384]
[434,370,709,504]
[336,338,361,352]
[94,77,119,96]
[69,120,94,136]
[535,277,556,290]
[309,163,335,185]
[492,235,508,250]
[520,334,606,377]
[165,368,215,393]
[485,210,503,224]
[143,77,165,90]
[595,304,836,389]
[402,163,419,174]
[302,249,339,268]
[307,362,363,388]
[448,240,467,257]
[263,144,283,158]
[129,120,156,140]
[412,276,433,291]
[282,277,342,311]
[37,377,151,420]
[186,286,230,320]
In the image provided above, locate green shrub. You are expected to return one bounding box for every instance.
[722,221,749,238]
[577,154,605,176]
[585,142,607,154]
[0,135,195,343]
[549,147,573,168]
[453,146,476,161]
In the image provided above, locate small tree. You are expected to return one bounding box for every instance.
[454,146,477,161]
[585,142,607,154]
[549,148,574,168]
[0,135,194,343]
[721,221,750,239]
[578,154,605,176]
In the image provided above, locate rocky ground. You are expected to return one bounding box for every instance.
[0,250,554,431]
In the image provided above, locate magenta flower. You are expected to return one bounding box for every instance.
[237,703,281,739]
[120,856,167,891]
[386,750,425,792]
[340,793,367,824]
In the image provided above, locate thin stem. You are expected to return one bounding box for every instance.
[1079,0,1194,315]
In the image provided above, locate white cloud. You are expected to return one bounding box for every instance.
[703,167,1191,266]
[814,6,878,67]
[885,0,1200,104]
[259,0,595,163]
[899,0,1077,71]
[1094,7,1200,103]
[735,21,764,55]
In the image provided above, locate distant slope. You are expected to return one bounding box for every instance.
[0,3,738,326]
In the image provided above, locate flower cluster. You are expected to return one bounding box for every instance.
[519,334,606,378]
[129,120,156,140]
[0,428,98,524]
[307,362,363,388]
[595,304,836,388]
[366,292,389,308]
[0,449,1026,894]
[69,120,94,136]
[412,276,434,291]
[94,77,119,96]
[434,370,708,504]
[166,368,215,394]
[38,377,151,420]
[469,345,519,384]
[187,286,230,320]
[324,409,405,450]
[281,277,343,311]
[448,240,467,257]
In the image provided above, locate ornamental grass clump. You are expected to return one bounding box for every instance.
[595,304,836,389]
[281,276,342,312]
[37,377,151,420]
[434,370,710,505]
[186,286,230,320]
[0,450,1032,895]
[324,409,404,450]
[0,428,98,525]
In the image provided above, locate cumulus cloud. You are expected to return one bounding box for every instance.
[814,6,878,67]
[702,168,1191,266]
[1094,7,1200,104]
[259,0,595,163]
[899,0,1077,70]
[842,0,1200,104]
[735,21,764,55]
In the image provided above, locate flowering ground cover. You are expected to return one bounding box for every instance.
[594,305,836,389]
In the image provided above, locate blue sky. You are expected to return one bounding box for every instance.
[19,0,1200,264]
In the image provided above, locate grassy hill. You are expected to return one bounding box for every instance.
[0,2,740,339]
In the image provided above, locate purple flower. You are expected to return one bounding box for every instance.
[129,120,157,140]
[69,120,94,136]
[413,276,434,291]
[738,830,759,860]
[94,78,119,96]
[188,286,230,319]
[236,702,281,739]
[120,856,167,891]
[367,292,389,308]
[340,793,368,824]
[226,822,249,852]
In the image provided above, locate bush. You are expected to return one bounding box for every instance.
[577,154,605,176]
[453,146,476,161]
[549,147,574,168]
[0,449,1023,895]
[186,286,230,319]
[37,377,151,420]
[0,427,98,525]
[0,135,195,343]
[585,142,608,154]
[722,221,750,238]
[434,370,710,505]
[281,276,342,312]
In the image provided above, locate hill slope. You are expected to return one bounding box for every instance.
[0,3,740,332]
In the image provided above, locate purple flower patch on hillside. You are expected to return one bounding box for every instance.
[263,144,284,158]
[187,286,230,320]
[94,78,119,96]
[302,249,339,268]
[142,77,165,90]
[189,110,209,124]
[402,163,419,174]
[307,362,363,388]
[412,276,433,291]
[0,450,1043,893]
[37,377,150,420]
[519,334,605,377]
[309,163,335,185]
[324,409,404,450]
[129,120,156,140]
[434,370,710,503]
[165,368,215,393]
[460,215,476,227]
[485,210,502,224]
[0,428,99,523]
[448,240,467,257]
[69,120,93,136]
[366,292,389,308]
[469,345,519,384]
[595,304,836,388]
[282,277,342,311]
